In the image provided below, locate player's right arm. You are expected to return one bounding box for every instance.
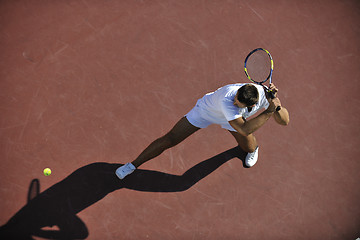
[229,111,274,136]
[229,98,279,136]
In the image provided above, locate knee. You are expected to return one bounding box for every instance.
[240,144,257,153]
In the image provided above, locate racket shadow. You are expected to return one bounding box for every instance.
[0,146,246,240]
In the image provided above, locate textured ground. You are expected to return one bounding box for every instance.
[1,1,359,239]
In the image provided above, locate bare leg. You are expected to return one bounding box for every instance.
[228,130,257,153]
[229,131,259,167]
[131,117,200,168]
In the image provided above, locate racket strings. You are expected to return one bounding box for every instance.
[245,50,272,83]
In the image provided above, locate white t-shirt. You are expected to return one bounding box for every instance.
[196,83,269,125]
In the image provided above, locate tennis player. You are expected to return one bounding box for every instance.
[116,83,289,179]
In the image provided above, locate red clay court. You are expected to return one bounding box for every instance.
[1,1,360,239]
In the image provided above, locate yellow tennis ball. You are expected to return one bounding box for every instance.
[43,168,51,176]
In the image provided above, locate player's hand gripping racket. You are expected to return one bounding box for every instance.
[244,48,281,111]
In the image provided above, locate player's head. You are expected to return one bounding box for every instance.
[235,84,259,107]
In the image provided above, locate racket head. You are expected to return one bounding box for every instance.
[244,48,274,85]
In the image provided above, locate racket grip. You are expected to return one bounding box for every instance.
[269,91,281,112]
[269,90,276,99]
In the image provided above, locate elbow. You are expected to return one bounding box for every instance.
[285,119,290,125]
[280,118,290,126]
[279,108,290,126]
[275,112,290,126]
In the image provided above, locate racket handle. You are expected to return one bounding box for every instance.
[269,90,276,99]
[268,90,281,112]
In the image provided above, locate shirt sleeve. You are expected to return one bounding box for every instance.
[260,91,270,110]
[256,85,269,110]
[262,97,270,110]
[220,99,246,121]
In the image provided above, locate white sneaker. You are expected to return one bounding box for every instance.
[245,146,259,167]
[116,163,136,179]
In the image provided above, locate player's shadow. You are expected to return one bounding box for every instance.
[0,146,246,240]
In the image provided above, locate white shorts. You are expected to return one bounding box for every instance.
[185,104,236,132]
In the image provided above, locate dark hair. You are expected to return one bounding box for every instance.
[237,84,259,106]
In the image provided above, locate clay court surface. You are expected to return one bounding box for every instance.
[1,1,360,239]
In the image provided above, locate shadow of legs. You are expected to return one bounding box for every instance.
[122,146,246,192]
[0,146,245,239]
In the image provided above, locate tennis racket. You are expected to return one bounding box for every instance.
[244,48,281,111]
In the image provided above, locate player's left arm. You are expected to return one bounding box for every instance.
[268,84,290,126]
[273,105,289,125]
